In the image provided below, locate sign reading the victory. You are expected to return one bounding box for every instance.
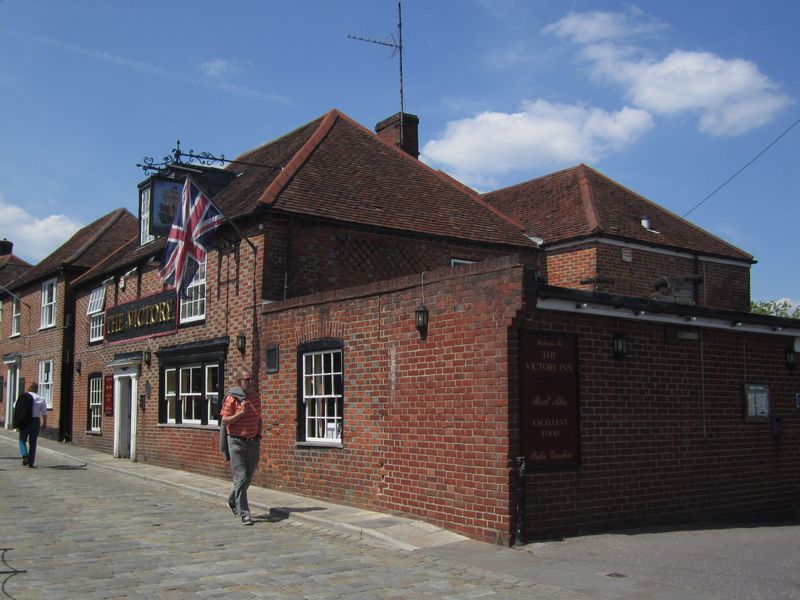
[519,331,580,470]
[105,291,177,343]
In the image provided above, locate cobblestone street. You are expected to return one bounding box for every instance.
[0,449,537,600]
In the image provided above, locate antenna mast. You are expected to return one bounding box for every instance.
[348,1,405,145]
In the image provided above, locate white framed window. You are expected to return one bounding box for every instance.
[38,360,53,409]
[40,278,57,329]
[162,362,221,426]
[88,375,103,432]
[140,186,155,245]
[11,297,20,337]
[300,345,344,443]
[179,260,206,323]
[180,365,203,424]
[87,285,107,342]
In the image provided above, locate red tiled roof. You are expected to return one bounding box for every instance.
[76,109,538,287]
[483,164,753,261]
[8,209,139,290]
[0,254,32,288]
[219,109,531,248]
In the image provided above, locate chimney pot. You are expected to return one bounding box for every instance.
[375,112,419,158]
[0,239,12,256]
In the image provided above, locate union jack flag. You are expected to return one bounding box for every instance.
[158,176,223,297]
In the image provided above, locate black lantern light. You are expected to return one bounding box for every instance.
[75,360,82,375]
[415,304,429,336]
[612,332,626,360]
[237,333,247,353]
[143,349,151,366]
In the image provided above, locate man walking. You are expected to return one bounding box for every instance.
[220,369,262,526]
[17,383,47,468]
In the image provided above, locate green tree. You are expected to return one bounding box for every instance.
[750,299,800,319]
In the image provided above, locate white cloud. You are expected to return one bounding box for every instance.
[199,58,239,79]
[544,9,791,136]
[0,196,82,263]
[543,6,667,44]
[421,100,653,188]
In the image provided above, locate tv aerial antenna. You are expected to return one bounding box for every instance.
[348,1,406,145]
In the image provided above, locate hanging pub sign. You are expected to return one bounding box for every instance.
[139,176,183,237]
[105,290,177,344]
[519,331,580,470]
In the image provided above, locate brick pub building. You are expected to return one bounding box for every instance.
[56,109,800,544]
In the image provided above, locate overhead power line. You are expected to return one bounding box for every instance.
[683,115,800,218]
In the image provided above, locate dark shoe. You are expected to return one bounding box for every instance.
[28,464,36,468]
[228,500,237,516]
[241,515,254,526]
[22,455,28,466]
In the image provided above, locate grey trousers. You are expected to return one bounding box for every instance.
[227,436,260,518]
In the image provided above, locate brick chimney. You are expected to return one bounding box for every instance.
[0,239,12,256]
[375,112,419,159]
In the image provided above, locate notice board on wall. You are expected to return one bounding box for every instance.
[519,331,580,470]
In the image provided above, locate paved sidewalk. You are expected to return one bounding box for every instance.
[0,428,462,552]
[1,428,720,600]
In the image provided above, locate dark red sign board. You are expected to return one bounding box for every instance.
[519,331,579,469]
[104,375,114,416]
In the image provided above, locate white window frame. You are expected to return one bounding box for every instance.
[11,297,20,337]
[302,348,343,443]
[87,286,107,342]
[164,368,177,424]
[88,375,103,432]
[206,364,219,426]
[40,278,57,329]
[38,360,53,409]
[451,258,477,267]
[179,260,206,324]
[140,186,155,245]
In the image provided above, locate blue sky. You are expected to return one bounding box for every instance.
[1,1,797,305]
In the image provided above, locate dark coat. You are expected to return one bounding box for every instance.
[12,392,33,430]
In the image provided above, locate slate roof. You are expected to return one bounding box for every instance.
[8,208,138,291]
[0,254,32,288]
[483,164,753,262]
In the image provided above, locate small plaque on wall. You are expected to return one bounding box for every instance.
[104,375,114,416]
[744,383,769,422]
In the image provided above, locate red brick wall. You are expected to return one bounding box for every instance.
[71,231,263,479]
[544,246,596,291]
[513,309,800,540]
[545,242,751,310]
[268,219,521,300]
[258,256,528,543]
[0,277,66,438]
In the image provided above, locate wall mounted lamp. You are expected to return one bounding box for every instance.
[415,304,429,336]
[143,349,151,366]
[612,332,626,360]
[237,333,247,353]
[787,345,797,370]
[75,360,82,375]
